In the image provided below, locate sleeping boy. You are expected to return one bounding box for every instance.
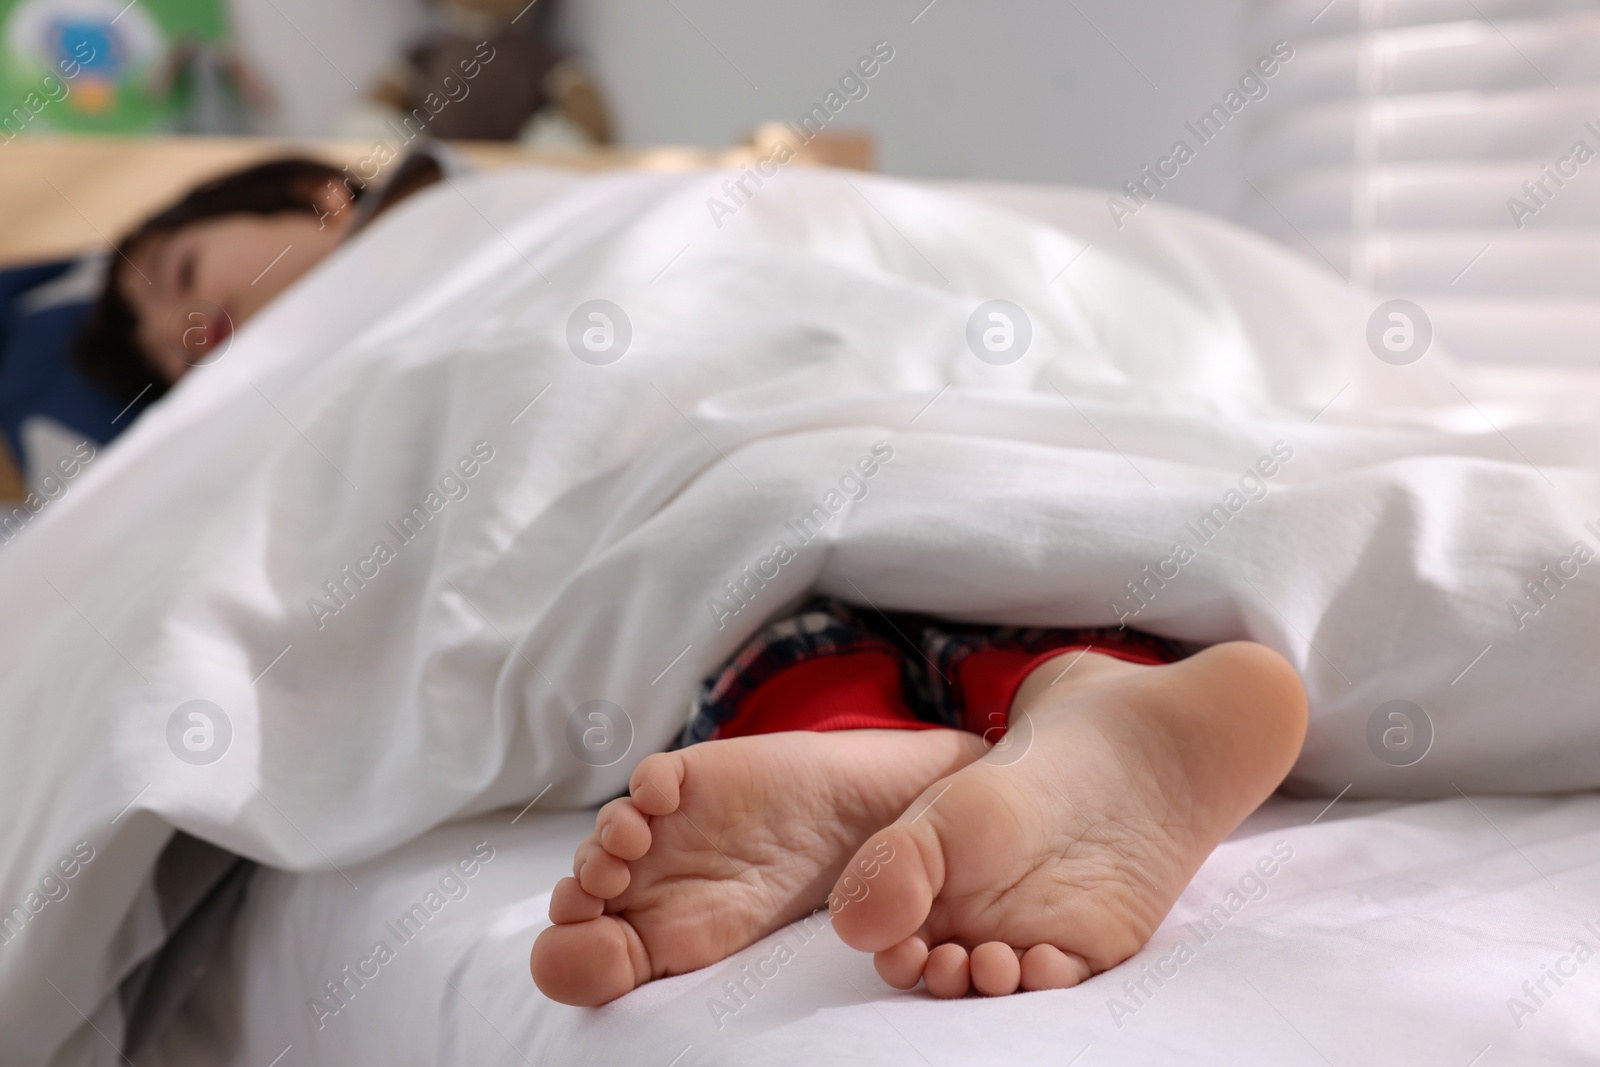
[79,157,1309,1003]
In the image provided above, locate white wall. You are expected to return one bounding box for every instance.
[561,0,1251,216]
[231,0,1253,217]
[227,0,430,139]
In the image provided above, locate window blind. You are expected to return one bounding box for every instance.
[1245,0,1600,363]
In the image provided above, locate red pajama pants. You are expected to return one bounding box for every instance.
[681,598,1185,747]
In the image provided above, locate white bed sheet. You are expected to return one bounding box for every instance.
[149,789,1600,1067]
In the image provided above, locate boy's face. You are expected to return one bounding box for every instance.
[121,204,352,385]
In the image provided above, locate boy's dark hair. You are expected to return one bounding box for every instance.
[74,157,362,404]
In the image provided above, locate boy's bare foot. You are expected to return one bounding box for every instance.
[530,727,979,1006]
[831,642,1308,998]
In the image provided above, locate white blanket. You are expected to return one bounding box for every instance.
[3,166,1598,1065]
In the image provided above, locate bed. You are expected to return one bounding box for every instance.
[147,793,1600,1066]
[4,154,1599,1067]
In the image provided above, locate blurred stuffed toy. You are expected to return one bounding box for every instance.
[347,0,610,146]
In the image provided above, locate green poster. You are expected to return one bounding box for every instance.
[0,0,227,135]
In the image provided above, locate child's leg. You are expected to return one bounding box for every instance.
[532,610,978,1006]
[831,641,1308,998]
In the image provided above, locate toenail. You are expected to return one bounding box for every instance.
[599,823,613,848]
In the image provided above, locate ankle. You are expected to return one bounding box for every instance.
[1010,648,1144,717]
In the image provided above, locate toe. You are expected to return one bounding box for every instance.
[829,783,951,953]
[548,876,605,924]
[629,752,684,816]
[572,834,599,877]
[873,936,930,990]
[1019,944,1092,991]
[575,843,631,898]
[596,798,652,860]
[970,942,1022,996]
[923,943,971,999]
[531,915,649,1006]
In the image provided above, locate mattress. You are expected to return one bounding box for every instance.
[146,790,1600,1066]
